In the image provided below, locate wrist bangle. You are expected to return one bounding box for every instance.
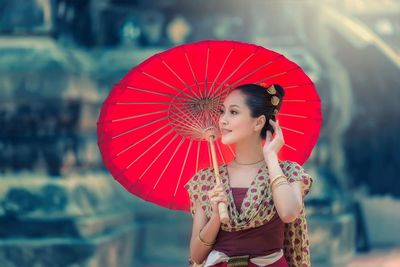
[270,177,287,187]
[270,175,287,187]
[269,174,287,185]
[197,229,215,247]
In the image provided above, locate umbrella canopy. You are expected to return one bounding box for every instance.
[97,40,322,211]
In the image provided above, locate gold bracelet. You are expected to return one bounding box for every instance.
[272,180,289,190]
[270,177,287,187]
[270,176,287,188]
[270,174,287,182]
[197,229,215,247]
[269,174,287,186]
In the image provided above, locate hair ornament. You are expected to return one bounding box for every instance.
[267,85,277,95]
[271,96,280,106]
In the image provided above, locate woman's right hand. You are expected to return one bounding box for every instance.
[207,184,228,217]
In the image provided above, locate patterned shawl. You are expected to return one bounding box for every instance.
[184,160,313,267]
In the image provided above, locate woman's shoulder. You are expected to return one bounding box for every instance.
[278,159,303,169]
[278,159,294,165]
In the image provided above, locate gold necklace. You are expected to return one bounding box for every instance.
[233,157,265,165]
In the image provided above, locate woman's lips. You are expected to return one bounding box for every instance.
[221,129,232,135]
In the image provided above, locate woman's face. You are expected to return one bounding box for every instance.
[218,90,261,145]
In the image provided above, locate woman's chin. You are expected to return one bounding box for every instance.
[220,136,234,145]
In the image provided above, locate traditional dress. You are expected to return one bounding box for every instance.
[184,160,313,267]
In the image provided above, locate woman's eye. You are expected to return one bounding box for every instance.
[219,109,237,115]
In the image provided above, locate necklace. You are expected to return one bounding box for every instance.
[233,157,265,165]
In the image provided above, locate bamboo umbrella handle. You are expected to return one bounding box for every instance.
[208,135,229,224]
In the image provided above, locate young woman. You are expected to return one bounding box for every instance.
[184,84,313,267]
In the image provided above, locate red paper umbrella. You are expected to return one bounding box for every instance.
[97,40,322,212]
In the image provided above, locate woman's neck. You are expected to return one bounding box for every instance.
[233,136,264,166]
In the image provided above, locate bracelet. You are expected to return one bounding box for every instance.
[269,174,287,186]
[197,229,215,247]
[272,180,289,190]
[270,177,287,188]
[270,176,287,188]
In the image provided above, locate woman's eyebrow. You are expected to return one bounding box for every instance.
[221,104,240,108]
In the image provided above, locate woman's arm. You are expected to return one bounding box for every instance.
[266,153,303,223]
[189,201,221,264]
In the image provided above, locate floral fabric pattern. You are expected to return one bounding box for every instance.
[184,160,313,267]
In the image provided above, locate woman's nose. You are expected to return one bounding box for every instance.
[219,114,227,126]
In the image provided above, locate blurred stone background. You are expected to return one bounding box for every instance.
[0,0,399,266]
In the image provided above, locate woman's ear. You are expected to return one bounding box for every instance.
[255,115,266,131]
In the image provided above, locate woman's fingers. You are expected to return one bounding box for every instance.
[215,184,223,190]
[210,189,223,198]
[270,119,284,140]
[215,184,224,193]
[276,120,284,141]
[269,119,276,130]
[211,196,228,205]
[208,185,228,208]
[275,120,281,135]
[211,191,225,199]
[211,195,227,201]
[266,130,272,142]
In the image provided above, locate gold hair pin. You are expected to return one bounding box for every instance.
[271,96,280,106]
[267,85,277,95]
[259,83,280,107]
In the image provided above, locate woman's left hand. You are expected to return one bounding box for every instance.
[263,119,284,157]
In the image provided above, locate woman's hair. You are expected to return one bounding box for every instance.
[234,83,285,139]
